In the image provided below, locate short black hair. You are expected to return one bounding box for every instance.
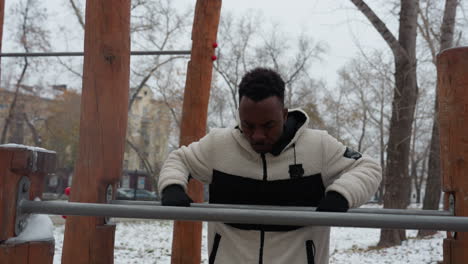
[238,67,285,104]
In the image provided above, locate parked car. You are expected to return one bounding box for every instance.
[116,188,135,200]
[116,188,158,201]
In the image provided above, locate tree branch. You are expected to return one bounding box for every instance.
[440,0,459,50]
[68,0,85,30]
[126,139,154,175]
[349,0,408,60]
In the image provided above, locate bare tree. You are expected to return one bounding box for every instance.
[213,11,262,118]
[349,0,419,246]
[212,11,326,126]
[42,90,81,169]
[128,0,191,111]
[409,84,433,205]
[1,0,50,144]
[324,51,394,185]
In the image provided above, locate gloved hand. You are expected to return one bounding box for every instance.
[316,191,349,212]
[161,184,193,207]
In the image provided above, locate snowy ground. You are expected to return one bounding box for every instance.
[52,219,445,264]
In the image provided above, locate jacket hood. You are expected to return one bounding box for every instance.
[233,108,310,157]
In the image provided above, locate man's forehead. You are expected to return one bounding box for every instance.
[239,97,285,123]
[239,96,283,110]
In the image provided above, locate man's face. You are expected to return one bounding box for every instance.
[238,96,287,153]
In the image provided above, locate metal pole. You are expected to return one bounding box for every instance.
[0,50,191,57]
[20,200,468,231]
[110,200,453,216]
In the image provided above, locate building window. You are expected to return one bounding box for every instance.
[137,176,145,189]
[122,175,130,188]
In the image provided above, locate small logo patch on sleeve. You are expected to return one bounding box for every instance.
[343,147,362,160]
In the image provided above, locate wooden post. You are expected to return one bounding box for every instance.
[438,47,468,263]
[171,0,222,263]
[61,0,131,263]
[0,146,56,264]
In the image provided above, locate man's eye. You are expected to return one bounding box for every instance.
[243,124,253,130]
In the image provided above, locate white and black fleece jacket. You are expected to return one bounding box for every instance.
[158,109,382,264]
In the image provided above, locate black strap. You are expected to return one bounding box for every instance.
[306,240,316,264]
[209,233,222,264]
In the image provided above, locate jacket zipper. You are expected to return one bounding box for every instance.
[259,153,267,264]
[261,153,267,180]
[259,229,265,264]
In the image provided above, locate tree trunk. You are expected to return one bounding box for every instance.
[348,3,419,223]
[410,157,419,203]
[418,0,458,238]
[23,113,42,146]
[377,97,385,204]
[8,108,24,144]
[379,56,418,246]
[378,0,419,247]
[1,59,29,144]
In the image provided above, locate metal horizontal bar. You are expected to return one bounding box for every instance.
[20,200,466,231]
[110,200,453,216]
[0,50,191,57]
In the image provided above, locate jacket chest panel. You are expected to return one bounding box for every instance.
[209,170,325,207]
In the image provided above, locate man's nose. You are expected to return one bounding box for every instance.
[251,128,266,142]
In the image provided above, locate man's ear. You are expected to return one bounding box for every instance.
[283,108,288,122]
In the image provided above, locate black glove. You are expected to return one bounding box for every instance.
[316,191,349,212]
[161,184,193,207]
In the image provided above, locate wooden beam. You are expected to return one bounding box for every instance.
[61,0,131,263]
[171,1,222,263]
[438,47,468,264]
[0,146,56,264]
[0,241,55,264]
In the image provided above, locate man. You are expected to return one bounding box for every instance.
[158,68,381,264]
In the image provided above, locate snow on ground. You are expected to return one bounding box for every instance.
[53,219,445,264]
[329,228,444,264]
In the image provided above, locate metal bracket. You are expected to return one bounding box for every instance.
[449,193,456,238]
[105,184,113,224]
[449,193,455,214]
[106,185,113,203]
[15,176,31,235]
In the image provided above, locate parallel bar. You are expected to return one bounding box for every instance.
[20,200,468,231]
[0,50,191,57]
[110,200,453,216]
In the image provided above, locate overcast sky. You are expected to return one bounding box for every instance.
[3,0,398,87]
